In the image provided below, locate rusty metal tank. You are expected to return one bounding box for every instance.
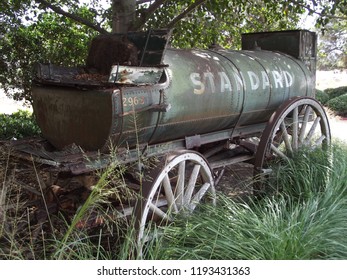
[31,29,316,151]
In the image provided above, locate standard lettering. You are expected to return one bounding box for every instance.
[190,70,294,94]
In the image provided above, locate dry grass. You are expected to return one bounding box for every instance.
[0,143,141,259]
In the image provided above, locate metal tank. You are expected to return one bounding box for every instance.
[31,29,316,151]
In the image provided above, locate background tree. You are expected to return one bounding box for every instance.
[317,15,347,69]
[0,1,101,102]
[1,0,347,103]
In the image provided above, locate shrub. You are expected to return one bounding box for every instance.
[0,110,41,140]
[324,86,347,100]
[326,93,347,116]
[316,89,330,105]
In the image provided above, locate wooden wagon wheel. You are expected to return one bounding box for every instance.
[134,150,216,249]
[254,97,331,192]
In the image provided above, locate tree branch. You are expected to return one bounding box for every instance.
[35,0,109,34]
[325,47,343,53]
[135,0,168,30]
[166,0,207,29]
[288,0,347,21]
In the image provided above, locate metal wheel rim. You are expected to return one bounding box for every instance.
[135,150,215,247]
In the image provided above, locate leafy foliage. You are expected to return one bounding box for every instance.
[316,86,347,116]
[0,3,99,102]
[1,0,347,102]
[0,110,41,140]
[315,89,330,105]
[326,93,347,116]
[141,0,302,49]
[317,14,347,70]
[324,86,347,99]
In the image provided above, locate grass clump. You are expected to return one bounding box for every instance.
[0,144,139,260]
[2,140,347,260]
[146,144,347,260]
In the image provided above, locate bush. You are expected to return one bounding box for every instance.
[324,86,347,100]
[0,110,41,140]
[326,93,347,116]
[316,89,330,105]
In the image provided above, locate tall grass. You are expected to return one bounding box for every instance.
[48,156,144,260]
[1,142,347,260]
[145,143,347,260]
[0,145,139,260]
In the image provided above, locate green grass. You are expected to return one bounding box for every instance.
[144,143,347,260]
[1,142,347,260]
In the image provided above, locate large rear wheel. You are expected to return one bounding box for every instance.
[254,97,331,192]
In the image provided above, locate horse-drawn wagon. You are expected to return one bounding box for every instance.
[8,29,330,247]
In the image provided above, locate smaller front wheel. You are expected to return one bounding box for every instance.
[134,150,216,248]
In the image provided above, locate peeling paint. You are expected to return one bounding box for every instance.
[109,65,165,85]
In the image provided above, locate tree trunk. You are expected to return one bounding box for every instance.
[112,0,136,33]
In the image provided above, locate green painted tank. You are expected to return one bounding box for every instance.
[31,30,316,151]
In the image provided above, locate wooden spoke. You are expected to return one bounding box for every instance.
[299,106,311,144]
[163,174,178,213]
[149,202,170,221]
[176,161,186,207]
[280,122,293,153]
[270,143,289,160]
[190,182,211,211]
[184,164,201,205]
[254,97,331,194]
[313,135,326,148]
[292,106,299,150]
[304,116,321,145]
[135,151,215,251]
